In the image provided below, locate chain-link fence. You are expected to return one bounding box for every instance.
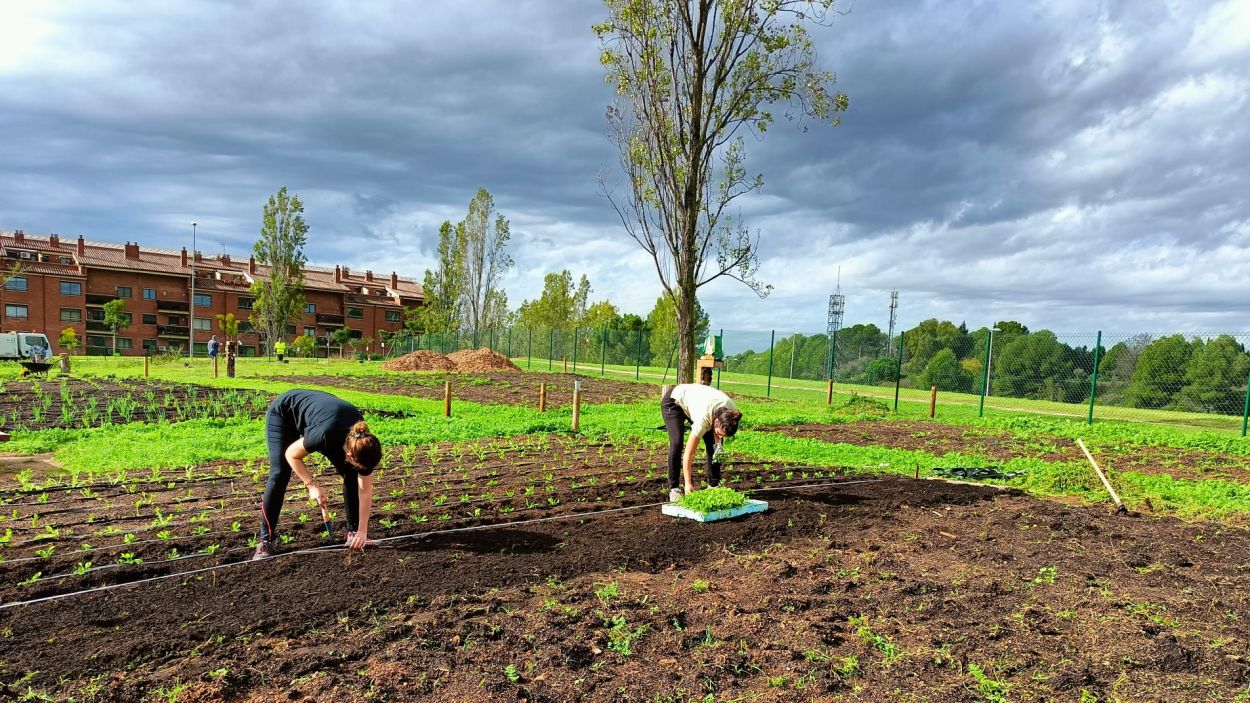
[380,326,1250,435]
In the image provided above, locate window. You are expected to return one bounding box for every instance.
[60,308,83,322]
[305,303,316,314]
[238,320,253,333]
[60,281,82,295]
[87,308,105,322]
[5,304,28,319]
[304,327,316,337]
[285,324,297,335]
[347,306,364,319]
[3,276,27,292]
[238,297,254,311]
[240,346,256,357]
[87,335,108,348]
[116,338,133,350]
[193,343,208,354]
[348,328,363,340]
[142,313,157,325]
[192,318,212,331]
[116,286,132,298]
[142,339,158,352]
[119,312,133,325]
[384,310,401,323]
[143,288,157,300]
[194,293,212,307]
[166,315,185,326]
[60,256,72,265]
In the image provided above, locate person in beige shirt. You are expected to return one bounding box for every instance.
[662,383,742,502]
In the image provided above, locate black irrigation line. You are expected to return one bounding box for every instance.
[0,478,888,610]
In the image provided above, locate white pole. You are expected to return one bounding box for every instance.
[189,222,197,360]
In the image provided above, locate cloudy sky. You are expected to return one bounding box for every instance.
[2,0,1248,336]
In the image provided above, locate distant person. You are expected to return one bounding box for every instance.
[662,383,742,502]
[274,338,287,362]
[207,335,219,361]
[254,389,383,559]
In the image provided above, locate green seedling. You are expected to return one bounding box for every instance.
[677,487,749,513]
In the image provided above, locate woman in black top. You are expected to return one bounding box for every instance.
[254,389,382,559]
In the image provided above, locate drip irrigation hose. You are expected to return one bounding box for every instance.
[0,477,882,611]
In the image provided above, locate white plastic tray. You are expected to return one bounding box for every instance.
[661,498,768,523]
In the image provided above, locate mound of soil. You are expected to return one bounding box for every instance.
[381,350,457,372]
[447,348,521,372]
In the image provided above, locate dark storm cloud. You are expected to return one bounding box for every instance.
[1,1,1247,331]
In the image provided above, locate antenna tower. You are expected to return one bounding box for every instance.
[886,290,899,355]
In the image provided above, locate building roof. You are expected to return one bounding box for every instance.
[0,228,423,304]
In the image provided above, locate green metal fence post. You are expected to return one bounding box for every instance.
[600,328,606,377]
[1087,331,1102,425]
[788,333,796,379]
[766,330,775,397]
[572,328,579,373]
[635,328,642,380]
[548,329,554,371]
[1242,356,1250,437]
[716,328,723,389]
[894,330,904,412]
[978,330,992,418]
[527,328,532,369]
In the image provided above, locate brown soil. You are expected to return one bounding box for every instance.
[382,350,458,372]
[0,376,271,432]
[272,371,664,408]
[0,435,1248,701]
[447,348,522,372]
[763,420,1250,483]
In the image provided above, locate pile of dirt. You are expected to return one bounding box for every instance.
[381,350,457,372]
[447,348,521,372]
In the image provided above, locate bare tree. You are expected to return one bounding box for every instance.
[460,188,513,340]
[595,0,848,382]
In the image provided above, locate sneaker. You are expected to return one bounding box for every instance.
[668,487,683,503]
[252,539,274,560]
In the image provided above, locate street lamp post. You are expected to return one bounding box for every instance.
[985,326,1002,396]
[189,222,197,360]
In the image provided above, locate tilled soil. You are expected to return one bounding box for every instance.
[271,371,671,408]
[764,420,1250,483]
[0,376,270,431]
[1,470,1247,702]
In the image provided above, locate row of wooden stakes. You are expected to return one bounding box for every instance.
[440,380,584,431]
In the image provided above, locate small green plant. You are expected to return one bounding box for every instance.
[19,572,42,585]
[504,663,521,684]
[1031,566,1058,585]
[604,615,646,656]
[677,486,748,513]
[691,579,710,593]
[594,580,620,605]
[73,561,93,575]
[968,663,1010,703]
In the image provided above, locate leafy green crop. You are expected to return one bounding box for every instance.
[677,487,748,513]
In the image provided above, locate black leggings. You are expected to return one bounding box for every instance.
[662,392,720,489]
[258,407,359,542]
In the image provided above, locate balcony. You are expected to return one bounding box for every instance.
[156,299,190,313]
[85,293,115,307]
[86,320,109,333]
[316,313,345,326]
[157,325,189,338]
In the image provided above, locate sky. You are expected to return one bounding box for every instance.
[1,0,1248,337]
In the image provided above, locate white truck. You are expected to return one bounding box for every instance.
[0,331,54,371]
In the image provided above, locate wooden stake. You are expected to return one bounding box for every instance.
[562,358,568,374]
[826,378,834,405]
[213,355,219,378]
[443,381,452,418]
[539,382,547,413]
[929,385,937,418]
[571,381,581,432]
[1076,438,1125,513]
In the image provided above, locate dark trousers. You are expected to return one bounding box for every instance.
[259,407,359,542]
[662,392,720,489]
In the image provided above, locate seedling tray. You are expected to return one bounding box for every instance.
[662,498,768,523]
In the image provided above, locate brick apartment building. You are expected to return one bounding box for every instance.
[0,228,424,357]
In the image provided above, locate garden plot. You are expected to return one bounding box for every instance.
[764,420,1250,483]
[271,370,671,407]
[0,435,843,606]
[1,471,1247,702]
[0,377,271,431]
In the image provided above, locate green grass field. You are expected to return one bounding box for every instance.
[4,355,1250,524]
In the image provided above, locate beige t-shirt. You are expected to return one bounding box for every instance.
[670,384,738,437]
